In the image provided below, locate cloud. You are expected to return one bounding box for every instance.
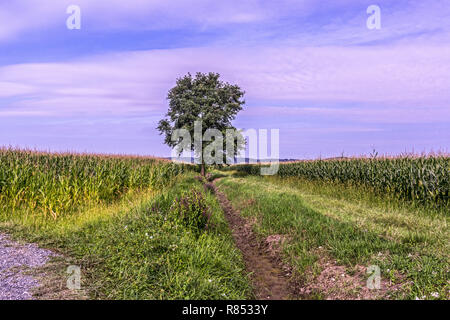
[0,0,307,41]
[0,43,449,121]
[3,0,450,45]
[240,105,450,124]
[0,81,35,97]
[1,0,449,157]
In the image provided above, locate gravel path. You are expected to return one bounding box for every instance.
[0,233,56,300]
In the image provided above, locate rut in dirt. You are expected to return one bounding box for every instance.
[209,180,295,300]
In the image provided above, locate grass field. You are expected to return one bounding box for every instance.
[215,172,449,299]
[0,149,448,300]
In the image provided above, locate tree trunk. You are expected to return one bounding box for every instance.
[201,163,205,177]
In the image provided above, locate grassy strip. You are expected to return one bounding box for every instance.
[215,172,449,300]
[0,173,252,300]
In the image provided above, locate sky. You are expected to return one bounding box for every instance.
[0,0,449,159]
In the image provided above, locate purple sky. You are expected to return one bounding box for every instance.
[0,0,449,159]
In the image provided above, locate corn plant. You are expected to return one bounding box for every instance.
[228,153,449,208]
[0,148,192,218]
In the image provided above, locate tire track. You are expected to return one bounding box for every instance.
[209,180,295,300]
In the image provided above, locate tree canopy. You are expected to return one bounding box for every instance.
[157,72,245,175]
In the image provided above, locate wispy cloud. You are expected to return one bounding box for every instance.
[0,0,298,41]
[3,0,450,45]
[1,44,449,118]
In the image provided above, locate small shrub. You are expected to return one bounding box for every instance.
[170,190,211,234]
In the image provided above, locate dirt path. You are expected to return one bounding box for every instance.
[209,181,295,300]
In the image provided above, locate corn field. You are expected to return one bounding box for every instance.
[0,148,190,218]
[229,154,450,208]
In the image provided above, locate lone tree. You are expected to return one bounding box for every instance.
[158,72,245,176]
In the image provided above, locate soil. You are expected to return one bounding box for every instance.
[299,253,406,299]
[209,181,296,300]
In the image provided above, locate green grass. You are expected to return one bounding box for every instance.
[0,172,253,299]
[215,171,449,300]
